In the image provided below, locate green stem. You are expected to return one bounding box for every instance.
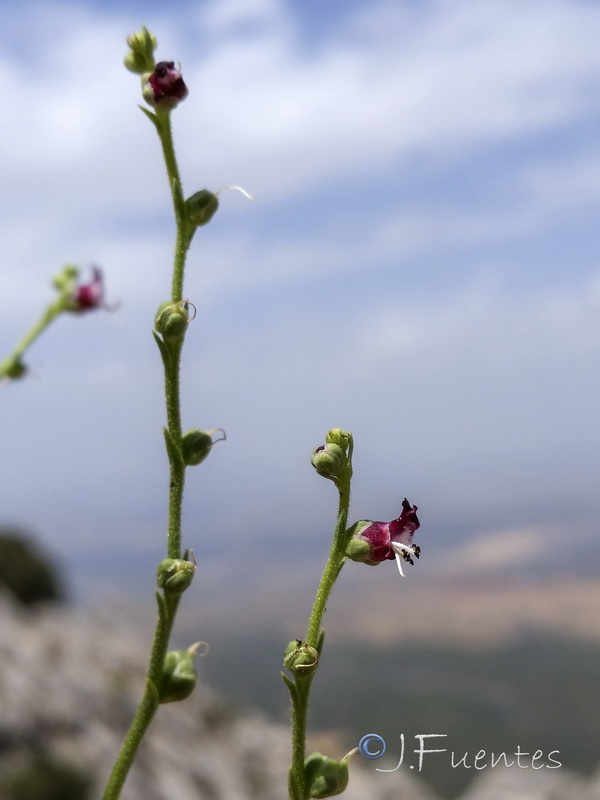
[155,110,192,303]
[305,480,351,648]
[101,105,195,798]
[287,466,353,800]
[164,338,185,559]
[288,681,311,800]
[101,595,180,800]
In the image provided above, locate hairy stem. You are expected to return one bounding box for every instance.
[101,105,193,799]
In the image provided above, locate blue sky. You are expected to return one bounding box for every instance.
[1,0,600,606]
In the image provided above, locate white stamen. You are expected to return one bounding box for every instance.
[394,551,406,577]
[391,541,417,578]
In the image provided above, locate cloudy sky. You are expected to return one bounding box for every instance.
[1,0,599,608]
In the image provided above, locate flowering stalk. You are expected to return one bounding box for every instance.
[283,429,354,800]
[101,30,222,799]
[283,431,422,799]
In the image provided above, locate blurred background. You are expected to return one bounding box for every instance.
[1,0,600,798]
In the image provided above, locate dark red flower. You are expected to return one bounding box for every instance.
[346,499,421,576]
[145,61,188,109]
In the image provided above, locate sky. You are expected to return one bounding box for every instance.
[1,0,600,609]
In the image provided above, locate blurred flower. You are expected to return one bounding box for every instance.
[68,266,104,312]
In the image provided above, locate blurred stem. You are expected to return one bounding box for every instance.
[0,297,64,380]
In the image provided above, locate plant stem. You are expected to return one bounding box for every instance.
[101,106,194,799]
[101,595,180,800]
[287,466,353,800]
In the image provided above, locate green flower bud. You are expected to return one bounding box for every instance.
[156,556,196,594]
[158,644,203,704]
[181,428,226,466]
[124,27,157,74]
[311,443,345,480]
[185,190,219,228]
[283,639,319,678]
[325,428,352,454]
[304,752,351,799]
[52,264,79,292]
[154,300,190,341]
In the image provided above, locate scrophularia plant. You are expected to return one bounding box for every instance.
[2,26,423,800]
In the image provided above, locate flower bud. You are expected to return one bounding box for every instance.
[304,752,350,798]
[143,61,188,110]
[124,27,157,74]
[311,443,345,481]
[52,264,79,292]
[283,639,319,678]
[156,557,196,595]
[181,428,225,466]
[325,428,352,454]
[158,645,200,704]
[185,190,219,228]
[154,300,190,341]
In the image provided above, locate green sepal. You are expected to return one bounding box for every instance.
[155,590,167,621]
[281,671,297,701]
[144,677,160,715]
[163,427,185,471]
[139,104,160,130]
[152,329,171,367]
[171,177,187,222]
[316,629,325,656]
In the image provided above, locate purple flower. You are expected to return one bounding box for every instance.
[145,61,188,109]
[346,499,421,577]
[72,267,104,311]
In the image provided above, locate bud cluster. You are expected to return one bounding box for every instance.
[154,300,191,342]
[156,555,196,595]
[311,428,353,486]
[283,639,319,679]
